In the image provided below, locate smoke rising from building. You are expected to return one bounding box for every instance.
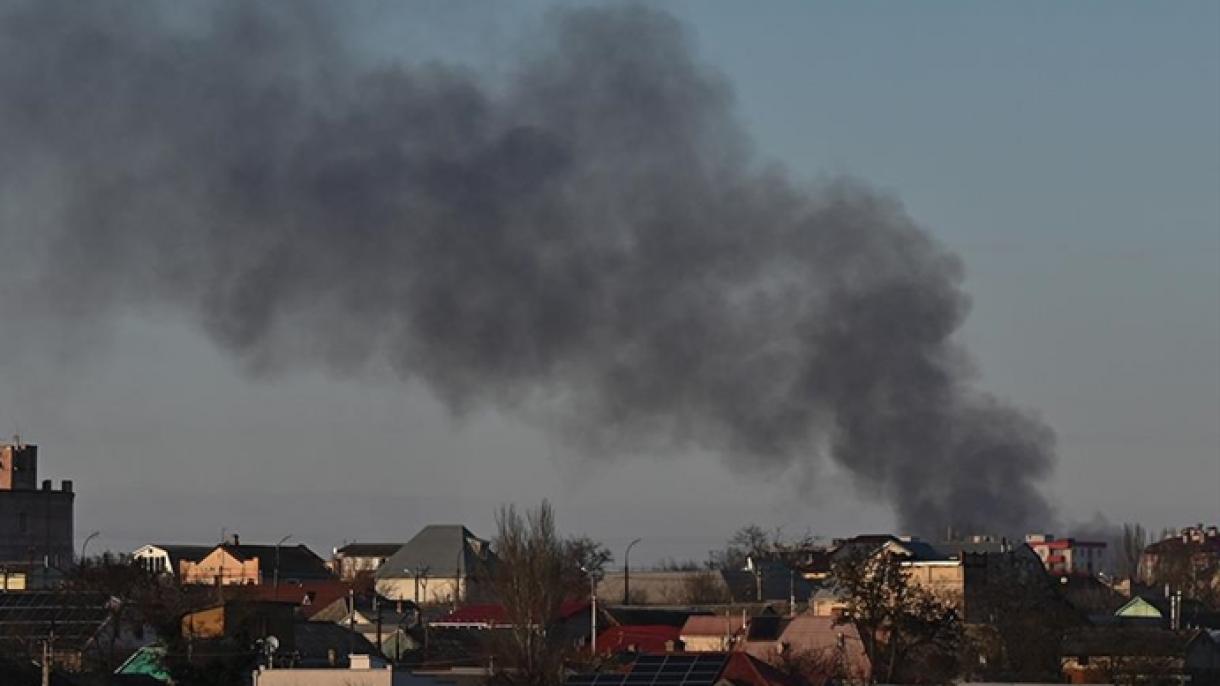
[0,1,1056,535]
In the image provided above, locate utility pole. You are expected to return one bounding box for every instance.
[41,627,55,686]
[348,588,355,658]
[41,638,50,686]
[79,531,100,567]
[375,593,382,654]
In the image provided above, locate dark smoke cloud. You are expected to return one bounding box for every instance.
[0,1,1056,535]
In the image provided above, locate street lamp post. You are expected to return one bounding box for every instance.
[79,531,100,567]
[273,535,292,593]
[623,538,641,605]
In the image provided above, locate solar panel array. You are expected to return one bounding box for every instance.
[568,653,728,686]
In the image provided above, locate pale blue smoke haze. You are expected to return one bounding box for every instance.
[0,1,1215,564]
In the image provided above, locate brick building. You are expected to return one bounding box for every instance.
[0,441,74,568]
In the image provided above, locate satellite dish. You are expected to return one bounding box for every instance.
[265,635,280,654]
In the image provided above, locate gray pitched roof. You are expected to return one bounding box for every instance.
[375,525,492,580]
[336,542,404,558]
[153,544,215,567]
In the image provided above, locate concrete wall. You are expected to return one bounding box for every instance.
[0,487,74,566]
[905,562,965,607]
[337,555,390,580]
[376,576,490,605]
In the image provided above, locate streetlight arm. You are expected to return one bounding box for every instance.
[623,538,641,605]
[80,531,100,566]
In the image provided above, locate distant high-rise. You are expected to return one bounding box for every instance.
[0,440,74,567]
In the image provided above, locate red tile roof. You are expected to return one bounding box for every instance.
[721,652,807,686]
[598,625,682,655]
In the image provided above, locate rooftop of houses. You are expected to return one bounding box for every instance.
[334,542,405,558]
[1062,626,1218,658]
[375,525,493,580]
[1145,526,1220,555]
[597,625,683,655]
[679,614,747,637]
[216,543,334,581]
[567,652,805,686]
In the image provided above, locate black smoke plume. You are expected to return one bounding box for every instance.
[0,1,1056,535]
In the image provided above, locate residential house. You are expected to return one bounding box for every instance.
[130,544,213,578]
[114,646,172,684]
[808,586,847,618]
[737,613,871,685]
[1025,533,1107,577]
[178,539,334,585]
[310,593,422,661]
[227,578,354,621]
[765,545,834,583]
[182,600,298,646]
[602,606,711,629]
[822,534,1056,624]
[1060,626,1220,683]
[180,599,381,670]
[1138,525,1220,587]
[928,537,1050,622]
[679,614,747,651]
[373,526,494,604]
[332,543,404,581]
[597,625,683,655]
[1114,593,1220,630]
[567,652,807,686]
[598,606,709,655]
[1054,574,1127,621]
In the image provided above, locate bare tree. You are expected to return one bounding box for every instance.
[707,524,772,570]
[1149,545,1220,608]
[1118,523,1147,581]
[489,501,608,686]
[831,549,961,684]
